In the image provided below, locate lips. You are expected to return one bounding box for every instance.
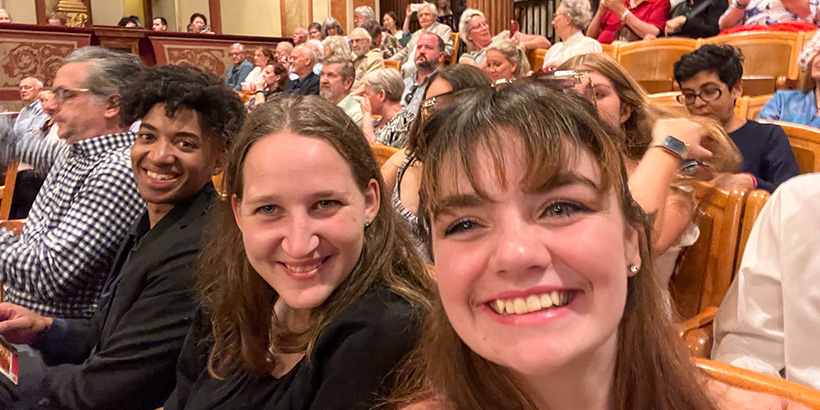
[279,256,330,279]
[487,290,578,316]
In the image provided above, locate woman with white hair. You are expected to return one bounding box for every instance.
[360,68,415,148]
[321,17,344,38]
[458,9,550,68]
[542,0,603,69]
[484,39,530,83]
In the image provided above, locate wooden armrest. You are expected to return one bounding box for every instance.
[678,306,719,338]
[776,76,798,91]
[0,219,25,236]
[679,306,718,358]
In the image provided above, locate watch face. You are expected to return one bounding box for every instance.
[664,136,687,154]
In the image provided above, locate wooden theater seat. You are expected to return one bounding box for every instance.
[744,93,773,120]
[759,120,820,174]
[384,59,401,72]
[450,33,459,66]
[616,38,699,93]
[371,144,399,167]
[600,43,618,58]
[527,48,547,72]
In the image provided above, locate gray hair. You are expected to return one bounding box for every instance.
[363,68,404,102]
[322,35,351,60]
[62,46,145,103]
[350,27,372,41]
[487,39,530,79]
[354,6,375,22]
[322,17,344,37]
[21,77,44,89]
[276,41,294,53]
[304,39,324,62]
[419,2,438,15]
[560,0,593,29]
[230,43,245,52]
[459,9,485,49]
[324,54,355,81]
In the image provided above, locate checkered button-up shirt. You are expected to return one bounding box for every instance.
[0,132,145,319]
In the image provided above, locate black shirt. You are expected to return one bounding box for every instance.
[729,119,800,192]
[670,0,727,38]
[283,72,320,96]
[165,288,420,410]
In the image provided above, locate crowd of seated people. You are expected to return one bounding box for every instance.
[2,2,820,407]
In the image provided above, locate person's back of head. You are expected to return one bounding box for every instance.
[360,19,382,45]
[364,68,405,104]
[304,39,325,63]
[322,35,351,60]
[674,44,744,89]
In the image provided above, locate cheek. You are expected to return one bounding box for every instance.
[597,97,623,126]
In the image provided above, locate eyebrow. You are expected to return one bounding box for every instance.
[139,122,203,141]
[681,82,721,91]
[525,171,601,194]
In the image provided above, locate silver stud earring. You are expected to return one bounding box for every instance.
[628,264,639,274]
[364,221,371,228]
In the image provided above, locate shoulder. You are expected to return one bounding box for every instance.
[771,173,820,202]
[706,378,813,410]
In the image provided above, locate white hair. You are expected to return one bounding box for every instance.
[354,6,376,21]
[459,9,485,49]
[350,27,372,41]
[230,43,245,52]
[304,40,325,63]
[560,0,593,29]
[419,2,438,15]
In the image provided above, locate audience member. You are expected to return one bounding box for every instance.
[350,27,385,93]
[382,65,490,233]
[0,64,244,410]
[543,0,602,70]
[322,35,351,60]
[320,55,362,126]
[758,48,820,127]
[459,9,550,66]
[188,13,212,34]
[304,39,325,75]
[391,2,454,77]
[674,44,800,192]
[799,30,820,72]
[274,41,294,65]
[362,18,399,59]
[308,21,322,40]
[46,12,67,26]
[14,77,47,137]
[321,17,344,38]
[283,45,320,95]
[354,6,376,27]
[664,0,726,38]
[0,47,146,319]
[360,68,415,147]
[152,16,168,31]
[484,39,530,83]
[117,16,139,27]
[718,0,817,30]
[713,173,820,391]
[401,33,445,115]
[383,11,405,43]
[225,43,253,92]
[247,62,289,111]
[436,0,456,31]
[387,80,809,410]
[587,0,671,43]
[163,94,434,410]
[0,9,11,23]
[242,47,275,92]
[292,27,307,45]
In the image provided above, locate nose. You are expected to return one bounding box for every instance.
[42,93,58,114]
[147,139,175,164]
[489,211,552,277]
[281,211,320,258]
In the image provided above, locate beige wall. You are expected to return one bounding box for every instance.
[122,0,144,23]
[152,0,178,31]
[221,0,280,37]
[91,0,123,25]
[177,0,208,31]
[2,0,36,24]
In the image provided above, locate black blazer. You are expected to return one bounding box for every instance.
[29,186,215,410]
[283,71,320,96]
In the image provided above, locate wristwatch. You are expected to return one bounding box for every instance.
[653,135,688,159]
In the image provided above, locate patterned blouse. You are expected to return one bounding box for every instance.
[376,110,415,148]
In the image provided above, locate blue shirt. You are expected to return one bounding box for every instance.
[757,90,820,128]
[13,100,48,137]
[225,60,253,92]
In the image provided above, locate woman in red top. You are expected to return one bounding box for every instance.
[587,0,670,44]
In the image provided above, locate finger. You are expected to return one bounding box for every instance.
[687,145,713,160]
[0,317,30,335]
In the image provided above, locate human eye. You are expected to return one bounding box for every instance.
[540,200,591,219]
[176,139,199,150]
[256,204,278,215]
[442,218,481,236]
[702,88,721,99]
[314,199,342,211]
[137,131,156,141]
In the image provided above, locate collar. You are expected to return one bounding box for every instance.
[564,31,585,45]
[422,22,439,33]
[24,99,42,110]
[130,183,216,251]
[412,67,441,85]
[69,131,135,158]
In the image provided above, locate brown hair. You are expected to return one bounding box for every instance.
[254,47,275,67]
[197,94,435,377]
[686,116,742,175]
[560,52,666,161]
[801,52,820,93]
[389,82,718,410]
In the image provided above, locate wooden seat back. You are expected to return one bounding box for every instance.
[700,31,800,80]
[527,48,547,72]
[450,33,459,66]
[759,119,820,174]
[670,181,747,320]
[0,162,19,220]
[384,59,401,72]
[736,189,770,267]
[601,43,618,58]
[616,38,699,93]
[694,359,820,409]
[734,95,749,119]
[371,144,399,167]
[745,93,772,119]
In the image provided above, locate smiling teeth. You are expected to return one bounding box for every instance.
[489,290,575,315]
[147,170,176,180]
[285,263,321,273]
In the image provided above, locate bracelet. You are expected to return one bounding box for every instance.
[744,173,758,189]
[620,9,631,21]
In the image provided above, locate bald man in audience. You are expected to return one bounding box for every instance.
[0,9,12,23]
[321,55,363,126]
[14,77,48,137]
[350,27,384,93]
[401,32,444,115]
[293,27,308,46]
[0,47,145,319]
[283,45,320,95]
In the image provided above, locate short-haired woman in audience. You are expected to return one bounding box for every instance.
[322,17,344,39]
[381,65,491,234]
[164,95,434,409]
[458,9,551,67]
[361,68,416,148]
[758,49,820,128]
[586,0,670,43]
[559,53,741,291]
[246,62,289,111]
[436,0,456,31]
[241,47,275,93]
[388,81,811,410]
[383,11,405,43]
[308,22,322,40]
[323,35,352,60]
[542,0,603,70]
[484,39,531,84]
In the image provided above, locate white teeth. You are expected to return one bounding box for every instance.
[284,262,321,273]
[489,290,574,316]
[146,170,176,180]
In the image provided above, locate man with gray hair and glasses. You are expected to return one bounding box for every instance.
[0,46,145,319]
[225,43,252,91]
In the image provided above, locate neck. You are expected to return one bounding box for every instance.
[147,203,174,228]
[381,102,403,120]
[329,93,347,105]
[723,113,746,134]
[562,27,581,41]
[417,67,437,83]
[522,333,618,410]
[23,99,36,106]
[296,68,312,79]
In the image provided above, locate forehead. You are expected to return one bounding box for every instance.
[486,49,506,60]
[417,34,438,46]
[323,63,342,74]
[143,104,205,135]
[679,70,724,89]
[54,62,88,88]
[469,15,485,27]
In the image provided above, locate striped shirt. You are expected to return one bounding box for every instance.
[0,132,145,319]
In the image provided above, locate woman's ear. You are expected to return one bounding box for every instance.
[618,104,634,125]
[624,224,641,278]
[363,178,381,225]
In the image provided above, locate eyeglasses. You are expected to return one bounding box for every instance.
[350,38,369,43]
[529,69,597,108]
[229,52,243,56]
[51,86,91,103]
[405,84,422,104]
[420,88,477,122]
[676,88,722,105]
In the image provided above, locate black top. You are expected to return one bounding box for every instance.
[282,72,320,96]
[25,185,215,410]
[729,120,800,192]
[165,288,420,410]
[669,0,727,38]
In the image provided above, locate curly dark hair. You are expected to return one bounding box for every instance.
[673,44,745,89]
[120,64,246,147]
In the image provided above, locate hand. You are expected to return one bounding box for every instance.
[601,0,627,15]
[248,82,257,92]
[711,172,756,190]
[665,16,687,34]
[0,302,53,345]
[360,94,372,116]
[406,4,415,17]
[652,118,713,161]
[643,33,657,40]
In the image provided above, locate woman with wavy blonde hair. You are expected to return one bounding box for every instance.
[483,39,530,83]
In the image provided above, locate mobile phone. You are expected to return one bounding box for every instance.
[410,3,423,12]
[510,20,519,38]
